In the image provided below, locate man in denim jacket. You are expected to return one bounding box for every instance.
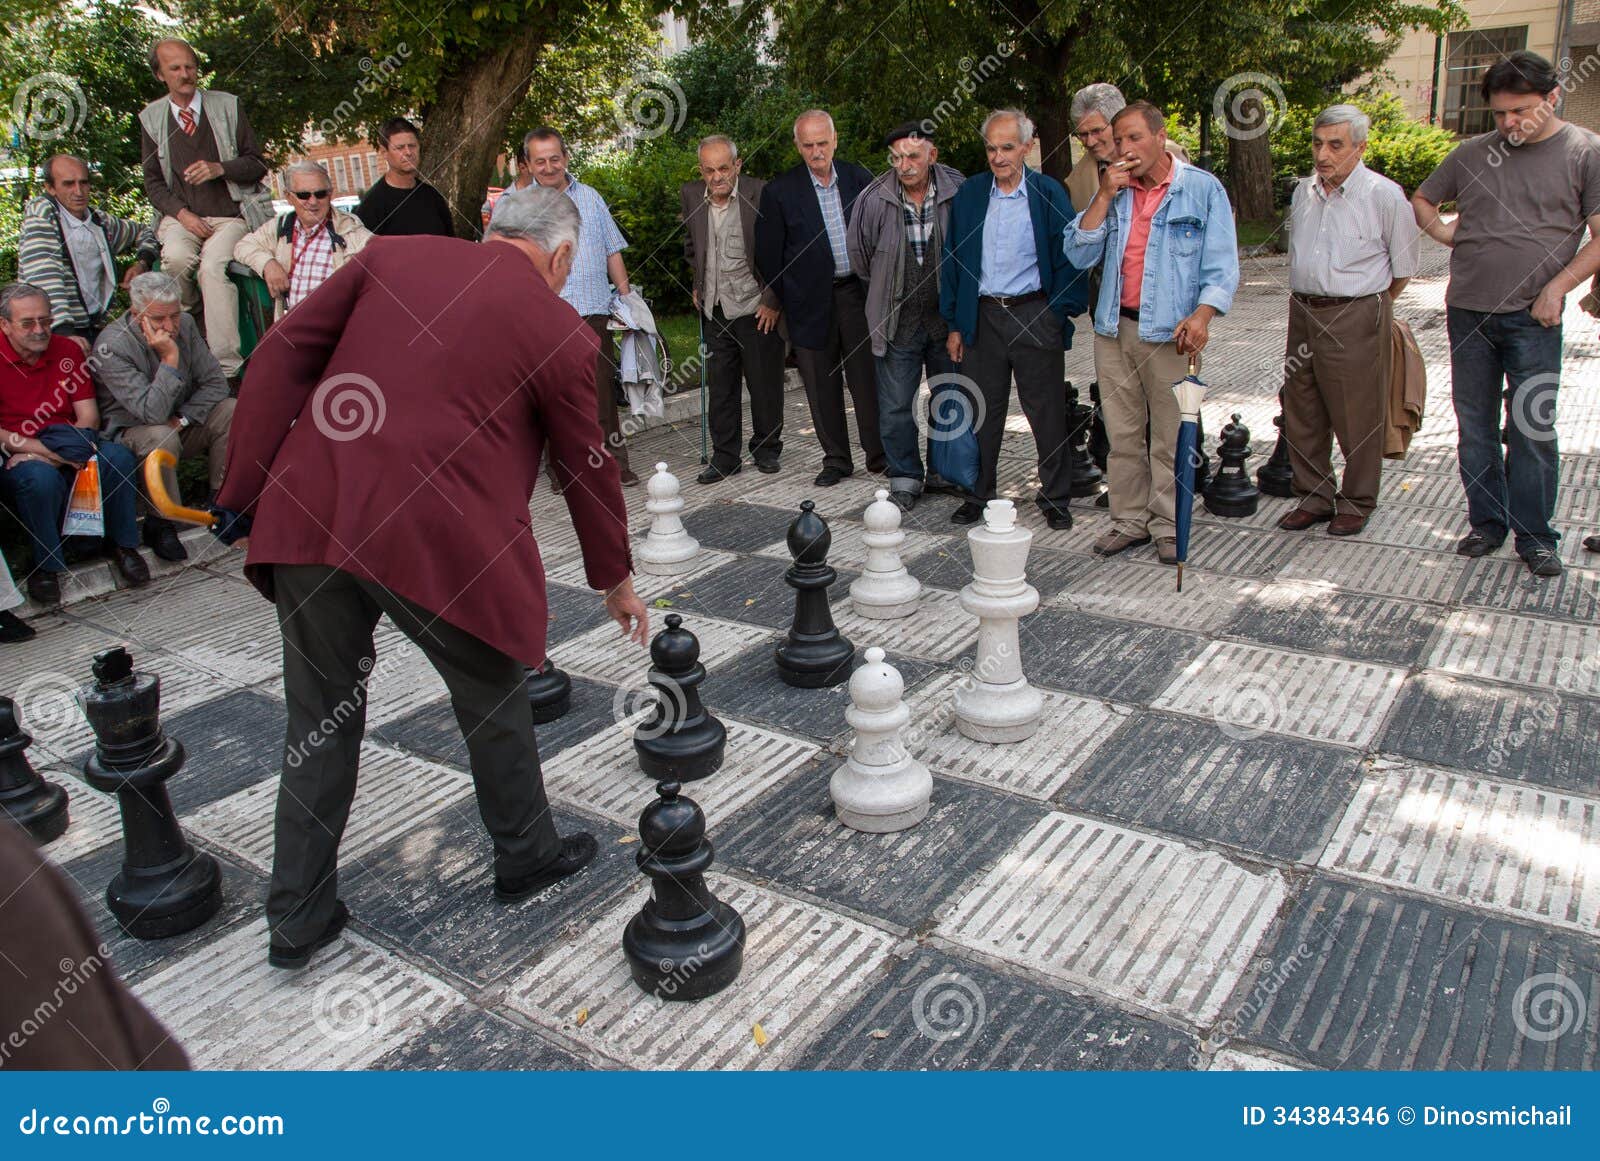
[1065,101,1238,562]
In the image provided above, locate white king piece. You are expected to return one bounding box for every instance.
[637,462,701,576]
[953,499,1043,742]
[831,647,932,832]
[849,489,922,619]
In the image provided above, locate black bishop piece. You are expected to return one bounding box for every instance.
[622,780,744,1001]
[634,614,725,782]
[79,647,222,939]
[0,695,71,844]
[774,501,854,687]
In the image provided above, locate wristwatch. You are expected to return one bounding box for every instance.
[178,415,192,430]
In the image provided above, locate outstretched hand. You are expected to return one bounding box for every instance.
[604,576,649,646]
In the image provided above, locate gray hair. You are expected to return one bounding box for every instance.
[698,134,739,161]
[1070,83,1127,127]
[484,184,581,253]
[129,271,182,312]
[1314,103,1370,145]
[981,108,1036,146]
[0,282,50,322]
[284,160,332,187]
[793,109,835,138]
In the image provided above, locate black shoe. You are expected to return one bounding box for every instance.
[1523,547,1564,578]
[951,500,984,525]
[814,468,850,487]
[494,832,598,903]
[889,490,918,512]
[26,571,60,605]
[111,546,150,588]
[0,610,36,643]
[755,458,781,474]
[142,517,188,562]
[1045,508,1074,531]
[268,901,350,970]
[867,459,887,475]
[696,464,741,485]
[1584,534,1599,553]
[1094,492,1110,508]
[1456,531,1504,558]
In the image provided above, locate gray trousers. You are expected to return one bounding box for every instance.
[268,563,561,948]
[965,297,1071,508]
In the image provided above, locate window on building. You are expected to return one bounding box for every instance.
[331,155,348,192]
[1442,25,1530,135]
[352,153,369,187]
[368,152,382,181]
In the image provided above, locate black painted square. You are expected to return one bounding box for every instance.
[906,543,1095,602]
[1233,877,1600,1069]
[544,582,615,646]
[373,674,621,770]
[794,947,1196,1070]
[719,766,1046,930]
[648,555,855,631]
[372,1008,589,1070]
[1061,710,1364,862]
[1461,558,1600,622]
[341,805,635,986]
[1222,589,1445,666]
[676,502,792,554]
[119,689,285,814]
[1014,609,1208,704]
[1379,673,1599,794]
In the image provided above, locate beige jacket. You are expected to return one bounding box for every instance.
[233,209,373,319]
[1067,140,1191,213]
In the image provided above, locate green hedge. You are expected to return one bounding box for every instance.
[1271,95,1456,196]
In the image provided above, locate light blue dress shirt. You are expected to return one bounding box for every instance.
[559,174,627,317]
[811,167,851,278]
[978,179,1040,297]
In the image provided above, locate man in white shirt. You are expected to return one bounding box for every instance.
[1279,104,1419,537]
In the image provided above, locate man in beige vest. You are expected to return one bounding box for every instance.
[138,37,272,381]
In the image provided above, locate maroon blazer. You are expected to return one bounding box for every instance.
[216,235,633,667]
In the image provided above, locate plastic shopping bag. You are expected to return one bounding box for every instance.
[61,456,105,538]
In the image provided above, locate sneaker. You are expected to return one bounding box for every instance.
[267,901,350,970]
[1455,531,1504,558]
[1523,547,1564,578]
[494,833,598,903]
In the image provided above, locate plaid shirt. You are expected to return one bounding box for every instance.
[287,221,335,310]
[901,175,937,266]
[560,174,628,317]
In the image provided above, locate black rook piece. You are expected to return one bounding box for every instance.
[79,647,222,939]
[1258,411,1295,498]
[774,501,854,687]
[634,614,726,782]
[0,696,70,844]
[1204,413,1262,518]
[523,658,572,724]
[622,781,744,1001]
[1065,381,1105,498]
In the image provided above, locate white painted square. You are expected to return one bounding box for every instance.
[1276,537,1467,603]
[1322,760,1600,935]
[1152,641,1405,748]
[1428,610,1600,697]
[134,919,464,1069]
[156,578,285,685]
[502,880,897,1069]
[1047,559,1262,629]
[829,588,978,661]
[558,614,776,687]
[1210,1048,1303,1071]
[361,619,451,726]
[936,813,1286,1024]
[37,778,124,868]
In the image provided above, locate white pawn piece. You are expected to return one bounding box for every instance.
[849,489,922,619]
[831,647,932,832]
[637,462,701,576]
[954,499,1043,743]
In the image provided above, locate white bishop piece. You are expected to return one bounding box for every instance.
[830,647,932,832]
[637,462,701,576]
[849,489,922,619]
[953,500,1043,742]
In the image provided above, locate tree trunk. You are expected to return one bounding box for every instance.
[1226,98,1275,222]
[1033,85,1072,183]
[420,26,547,236]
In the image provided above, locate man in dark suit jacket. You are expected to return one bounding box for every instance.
[681,134,785,483]
[216,187,649,970]
[756,110,884,486]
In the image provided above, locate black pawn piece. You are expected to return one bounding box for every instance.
[1204,413,1261,517]
[622,781,744,1001]
[634,614,726,782]
[79,647,222,940]
[524,658,572,724]
[0,696,70,844]
[1257,411,1295,498]
[1065,382,1105,498]
[774,501,854,687]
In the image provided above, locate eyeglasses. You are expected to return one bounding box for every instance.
[290,189,331,201]
[1073,127,1111,142]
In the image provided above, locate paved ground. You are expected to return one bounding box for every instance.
[6,239,1599,1071]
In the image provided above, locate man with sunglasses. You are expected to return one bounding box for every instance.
[236,161,373,320]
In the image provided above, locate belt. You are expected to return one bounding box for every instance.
[833,275,857,287]
[1118,306,1140,322]
[1292,291,1369,308]
[978,290,1045,308]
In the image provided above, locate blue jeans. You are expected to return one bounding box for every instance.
[875,327,955,494]
[0,440,141,572]
[1446,307,1562,555]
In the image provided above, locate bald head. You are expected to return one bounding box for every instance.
[793,109,837,179]
[44,154,92,217]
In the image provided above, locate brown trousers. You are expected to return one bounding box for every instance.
[1094,319,1188,540]
[1282,293,1391,518]
[118,396,237,494]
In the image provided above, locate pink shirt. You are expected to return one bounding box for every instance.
[1120,169,1172,310]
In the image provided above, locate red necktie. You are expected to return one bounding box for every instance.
[178,108,196,136]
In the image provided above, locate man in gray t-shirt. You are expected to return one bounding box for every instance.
[1413,50,1600,578]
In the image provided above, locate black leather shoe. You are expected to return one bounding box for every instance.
[814,468,849,487]
[268,901,350,970]
[495,833,598,903]
[26,571,60,605]
[755,458,781,474]
[889,490,918,512]
[1583,534,1599,553]
[1456,531,1504,558]
[142,517,188,562]
[1045,508,1073,531]
[0,610,36,643]
[950,500,984,525]
[696,464,741,485]
[111,546,150,588]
